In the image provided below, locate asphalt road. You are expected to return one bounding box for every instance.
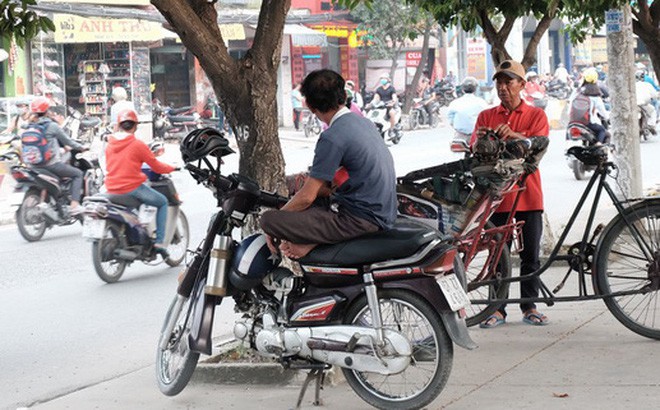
[1,125,658,409]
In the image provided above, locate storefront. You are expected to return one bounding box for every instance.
[306,22,360,86]
[29,13,165,125]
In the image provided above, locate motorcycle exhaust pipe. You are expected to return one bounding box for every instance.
[205,235,232,296]
[114,249,138,261]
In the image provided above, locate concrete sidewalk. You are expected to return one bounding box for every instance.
[32,264,660,410]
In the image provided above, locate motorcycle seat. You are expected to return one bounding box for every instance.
[80,117,101,128]
[101,193,142,209]
[169,106,192,115]
[32,167,71,183]
[299,219,441,267]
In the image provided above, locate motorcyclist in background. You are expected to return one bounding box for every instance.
[2,100,32,135]
[367,73,400,136]
[28,97,86,214]
[569,68,610,144]
[635,69,659,133]
[104,109,176,257]
[446,77,487,145]
[522,71,546,107]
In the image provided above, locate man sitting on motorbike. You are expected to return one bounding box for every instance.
[635,69,659,132]
[417,73,437,120]
[522,71,546,106]
[29,97,86,214]
[2,100,32,135]
[105,109,176,257]
[569,67,610,144]
[260,69,397,260]
[367,73,400,136]
[446,77,488,144]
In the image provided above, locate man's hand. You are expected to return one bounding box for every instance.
[265,234,279,256]
[493,124,525,140]
[475,126,492,138]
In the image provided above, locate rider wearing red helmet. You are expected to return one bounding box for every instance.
[28,96,86,214]
[105,108,176,257]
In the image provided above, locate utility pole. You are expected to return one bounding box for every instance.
[606,5,642,197]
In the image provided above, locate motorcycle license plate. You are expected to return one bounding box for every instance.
[82,217,106,239]
[437,274,471,311]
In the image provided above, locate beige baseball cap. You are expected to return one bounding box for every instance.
[493,60,526,81]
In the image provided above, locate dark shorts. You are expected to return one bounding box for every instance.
[260,206,379,245]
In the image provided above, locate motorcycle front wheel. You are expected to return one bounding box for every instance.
[342,289,452,410]
[572,160,586,180]
[92,221,128,283]
[166,211,190,267]
[16,191,47,242]
[408,111,420,130]
[156,291,201,396]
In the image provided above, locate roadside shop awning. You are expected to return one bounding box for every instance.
[52,14,165,43]
[283,24,327,47]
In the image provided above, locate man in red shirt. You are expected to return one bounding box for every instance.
[470,60,550,328]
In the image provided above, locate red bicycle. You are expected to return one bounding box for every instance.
[399,135,660,340]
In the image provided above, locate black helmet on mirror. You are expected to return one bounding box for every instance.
[180,127,234,163]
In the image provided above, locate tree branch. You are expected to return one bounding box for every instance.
[498,15,517,41]
[252,0,290,69]
[521,14,554,68]
[478,8,498,43]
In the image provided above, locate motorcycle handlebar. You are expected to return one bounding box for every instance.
[259,191,288,209]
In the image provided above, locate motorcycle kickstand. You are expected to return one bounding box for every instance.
[295,368,326,409]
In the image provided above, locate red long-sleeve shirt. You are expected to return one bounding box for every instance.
[105,134,175,194]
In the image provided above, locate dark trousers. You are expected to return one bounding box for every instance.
[36,162,83,202]
[587,123,609,143]
[293,108,303,131]
[260,205,378,246]
[490,210,543,315]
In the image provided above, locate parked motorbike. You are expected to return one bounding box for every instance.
[155,130,475,409]
[153,100,202,141]
[565,122,601,180]
[433,80,457,107]
[545,79,571,100]
[408,97,440,130]
[62,107,102,144]
[639,103,658,141]
[81,148,189,283]
[302,109,323,138]
[365,101,404,144]
[10,146,104,242]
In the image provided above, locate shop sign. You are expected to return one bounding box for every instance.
[466,38,487,81]
[219,24,246,41]
[310,25,350,38]
[573,37,592,66]
[406,51,422,67]
[591,37,608,63]
[53,14,163,43]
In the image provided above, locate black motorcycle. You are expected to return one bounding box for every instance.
[62,107,102,144]
[155,130,475,409]
[10,147,104,242]
[433,80,457,107]
[545,79,571,100]
[152,100,202,141]
[408,96,441,130]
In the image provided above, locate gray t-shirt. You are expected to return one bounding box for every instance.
[309,112,397,229]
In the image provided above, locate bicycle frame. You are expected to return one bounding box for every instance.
[469,160,654,305]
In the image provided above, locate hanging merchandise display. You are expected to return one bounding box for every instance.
[31,36,66,106]
[80,60,108,117]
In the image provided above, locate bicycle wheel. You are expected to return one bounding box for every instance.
[462,221,512,327]
[342,289,452,410]
[594,201,660,339]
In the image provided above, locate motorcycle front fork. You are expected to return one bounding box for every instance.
[363,273,385,347]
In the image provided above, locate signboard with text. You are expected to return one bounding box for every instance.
[466,38,487,81]
[53,14,163,43]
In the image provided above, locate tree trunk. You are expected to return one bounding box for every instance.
[402,20,433,114]
[151,0,288,193]
[608,5,642,197]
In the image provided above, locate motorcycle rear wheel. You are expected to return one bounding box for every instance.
[408,111,420,130]
[16,191,47,242]
[92,221,128,283]
[166,211,190,267]
[342,289,452,410]
[572,160,586,180]
[156,291,201,396]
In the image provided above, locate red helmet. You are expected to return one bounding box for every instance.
[31,97,50,114]
[117,109,138,125]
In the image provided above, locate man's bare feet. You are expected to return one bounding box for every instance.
[279,241,317,259]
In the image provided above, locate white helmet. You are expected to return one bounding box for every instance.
[525,71,538,80]
[111,86,128,102]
